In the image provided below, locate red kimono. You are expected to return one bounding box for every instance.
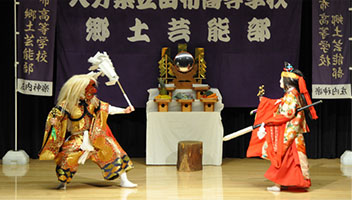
[247,88,311,188]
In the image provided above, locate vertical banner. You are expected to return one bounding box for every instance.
[17,0,57,96]
[312,0,351,99]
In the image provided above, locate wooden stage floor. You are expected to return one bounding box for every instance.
[0,158,351,200]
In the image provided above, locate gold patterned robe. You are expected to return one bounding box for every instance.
[39,100,133,183]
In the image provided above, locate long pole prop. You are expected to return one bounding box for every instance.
[223,100,323,141]
[116,80,134,111]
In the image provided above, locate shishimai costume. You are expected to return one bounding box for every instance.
[38,73,136,189]
[247,63,318,191]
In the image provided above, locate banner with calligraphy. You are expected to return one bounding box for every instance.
[312,0,351,99]
[55,0,302,107]
[17,0,57,96]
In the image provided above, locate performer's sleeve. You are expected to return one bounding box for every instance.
[95,101,109,130]
[90,101,118,149]
[108,105,125,115]
[264,93,298,126]
[38,107,67,160]
[247,97,278,157]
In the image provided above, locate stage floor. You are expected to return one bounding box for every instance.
[0,158,351,200]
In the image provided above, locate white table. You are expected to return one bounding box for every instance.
[146,87,224,165]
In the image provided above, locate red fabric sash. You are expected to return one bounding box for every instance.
[298,77,318,120]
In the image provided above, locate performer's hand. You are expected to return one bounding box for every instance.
[249,109,257,115]
[124,106,135,113]
[257,123,266,139]
[50,118,58,126]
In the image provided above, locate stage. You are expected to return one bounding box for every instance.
[0,158,350,200]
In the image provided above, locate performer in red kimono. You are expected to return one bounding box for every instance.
[247,63,318,192]
[39,73,137,190]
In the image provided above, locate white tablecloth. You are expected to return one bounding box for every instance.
[146,88,224,166]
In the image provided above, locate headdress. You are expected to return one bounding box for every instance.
[281,62,318,119]
[281,62,300,79]
[57,73,97,113]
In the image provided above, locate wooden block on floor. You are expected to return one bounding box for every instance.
[177,141,203,172]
